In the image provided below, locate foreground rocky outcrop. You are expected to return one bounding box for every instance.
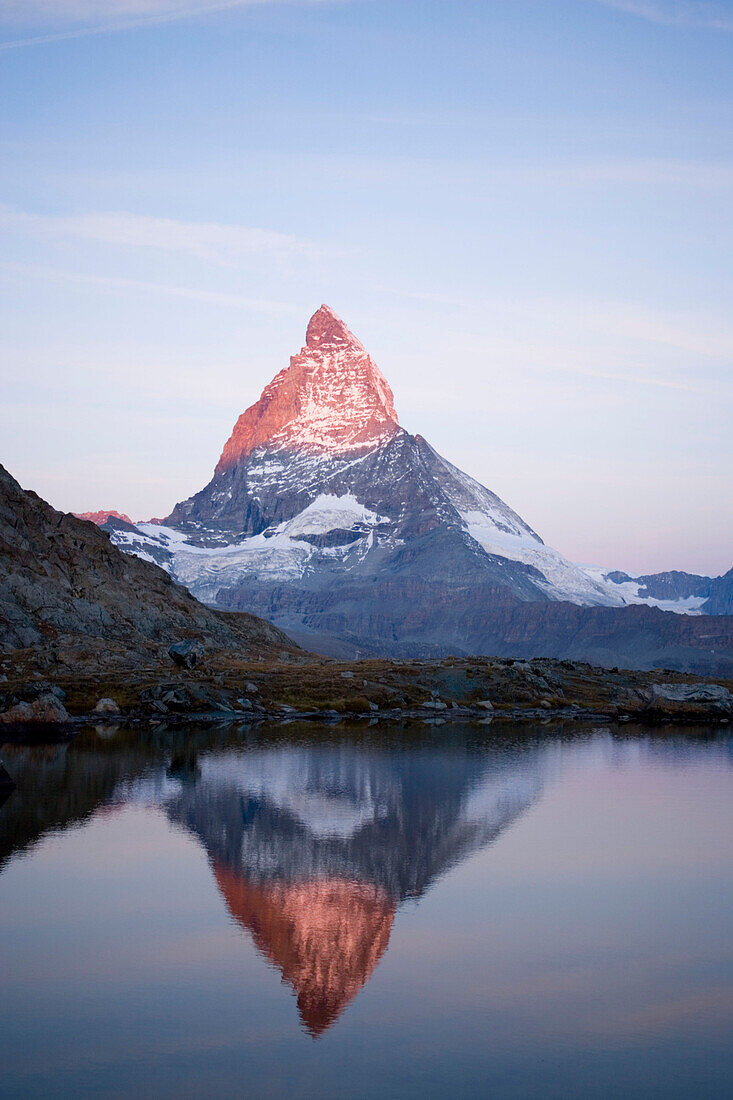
[0,464,297,674]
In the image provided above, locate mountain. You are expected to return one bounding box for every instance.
[159,305,615,605]
[94,306,733,670]
[592,568,711,609]
[0,464,293,669]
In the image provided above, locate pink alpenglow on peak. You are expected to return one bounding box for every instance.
[74,510,133,526]
[215,305,400,473]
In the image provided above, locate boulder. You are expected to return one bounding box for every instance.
[0,693,71,725]
[168,640,204,669]
[94,697,121,714]
[616,682,733,720]
[648,683,732,719]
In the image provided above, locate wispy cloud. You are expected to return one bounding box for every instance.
[0,257,303,314]
[0,205,326,267]
[594,0,733,30]
[0,0,329,51]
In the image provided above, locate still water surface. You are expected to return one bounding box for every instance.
[1,722,732,1098]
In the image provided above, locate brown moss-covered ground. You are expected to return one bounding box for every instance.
[2,648,731,725]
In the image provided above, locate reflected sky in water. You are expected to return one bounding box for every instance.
[1,724,732,1098]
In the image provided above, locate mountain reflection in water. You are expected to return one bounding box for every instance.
[153,745,545,1034]
[0,728,546,1036]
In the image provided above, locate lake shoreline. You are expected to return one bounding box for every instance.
[2,654,731,732]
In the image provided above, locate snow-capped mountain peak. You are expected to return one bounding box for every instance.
[92,305,727,656]
[215,305,399,473]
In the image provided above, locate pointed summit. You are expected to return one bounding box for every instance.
[305,304,363,351]
[215,306,399,472]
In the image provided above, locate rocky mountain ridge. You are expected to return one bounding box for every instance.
[74,509,133,526]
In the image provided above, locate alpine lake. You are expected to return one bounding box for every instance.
[1,719,732,1099]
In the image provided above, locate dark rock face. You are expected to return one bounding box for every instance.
[0,464,295,667]
[635,571,712,601]
[162,427,603,610]
[702,568,733,616]
[224,577,733,675]
[167,428,544,570]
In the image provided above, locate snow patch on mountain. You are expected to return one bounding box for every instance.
[419,444,620,605]
[460,509,623,605]
[105,493,395,605]
[148,526,313,604]
[274,493,389,539]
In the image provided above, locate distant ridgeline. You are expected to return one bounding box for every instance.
[82,306,733,673]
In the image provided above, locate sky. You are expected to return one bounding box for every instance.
[1,0,731,576]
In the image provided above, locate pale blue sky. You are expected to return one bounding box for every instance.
[2,0,731,574]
